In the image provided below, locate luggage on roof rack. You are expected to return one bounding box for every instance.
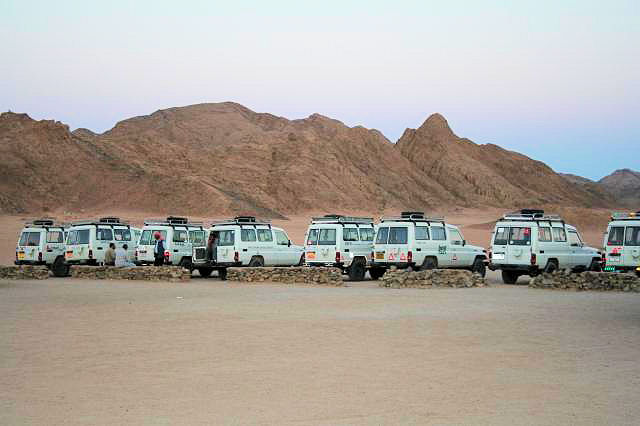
[501,210,563,222]
[166,216,189,224]
[401,211,425,218]
[235,216,257,223]
[99,217,121,224]
[31,218,55,226]
[381,213,444,223]
[519,209,545,217]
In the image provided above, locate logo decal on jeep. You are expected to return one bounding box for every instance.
[438,245,447,254]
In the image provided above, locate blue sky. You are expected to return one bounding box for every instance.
[1,0,638,180]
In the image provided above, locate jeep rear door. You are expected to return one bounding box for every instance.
[506,226,532,266]
[623,226,640,267]
[309,227,337,264]
[216,229,236,263]
[385,226,409,263]
[17,230,42,261]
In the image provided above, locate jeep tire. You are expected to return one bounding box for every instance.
[348,259,366,281]
[471,257,486,277]
[52,256,69,277]
[422,257,437,270]
[544,260,558,274]
[197,267,213,278]
[249,256,264,267]
[369,267,386,280]
[501,270,519,284]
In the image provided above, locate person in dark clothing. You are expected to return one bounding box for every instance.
[104,243,116,266]
[153,232,166,266]
[207,232,218,263]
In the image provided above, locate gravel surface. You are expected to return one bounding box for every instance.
[2,274,639,425]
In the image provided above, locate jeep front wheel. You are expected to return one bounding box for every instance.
[471,258,486,277]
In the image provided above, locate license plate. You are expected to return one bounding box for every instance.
[306,251,316,260]
[608,257,620,263]
[65,251,73,259]
[375,252,385,260]
[17,252,25,260]
[493,253,505,260]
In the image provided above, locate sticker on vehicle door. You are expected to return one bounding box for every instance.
[438,245,447,254]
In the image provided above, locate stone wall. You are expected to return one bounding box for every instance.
[379,269,487,289]
[529,271,640,292]
[226,267,343,286]
[70,266,191,282]
[0,265,50,280]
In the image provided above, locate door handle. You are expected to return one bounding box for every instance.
[416,248,422,252]
[344,249,350,252]
[242,249,248,252]
[173,249,179,253]
[97,247,103,250]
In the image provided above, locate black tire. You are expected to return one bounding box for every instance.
[249,256,264,267]
[501,270,519,284]
[348,259,366,281]
[197,267,213,278]
[52,256,69,277]
[422,257,437,270]
[471,257,486,278]
[369,267,386,280]
[218,268,228,281]
[544,260,558,274]
[588,259,601,272]
[179,257,193,271]
[297,254,305,266]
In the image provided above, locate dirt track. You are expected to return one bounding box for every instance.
[2,275,639,425]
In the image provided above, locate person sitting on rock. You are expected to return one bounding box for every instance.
[104,243,116,266]
[115,243,134,267]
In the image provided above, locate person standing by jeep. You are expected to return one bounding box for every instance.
[153,232,166,266]
[207,232,218,263]
[104,243,116,266]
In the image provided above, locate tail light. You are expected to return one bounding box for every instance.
[234,251,239,262]
[88,249,93,260]
[135,249,138,260]
[164,250,170,260]
[530,253,537,265]
[38,252,42,262]
[407,251,413,263]
[335,251,341,263]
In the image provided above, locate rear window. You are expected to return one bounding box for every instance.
[19,231,41,246]
[97,228,113,241]
[552,228,567,242]
[241,229,257,242]
[415,226,429,240]
[114,228,131,242]
[388,227,408,244]
[510,227,531,245]
[307,229,318,245]
[608,227,625,245]
[538,227,552,242]
[624,227,640,246]
[359,228,374,242]
[318,229,336,245]
[46,231,64,243]
[218,230,235,246]
[431,227,446,241]
[375,227,389,244]
[494,227,509,245]
[343,228,359,242]
[173,229,188,243]
[67,229,90,245]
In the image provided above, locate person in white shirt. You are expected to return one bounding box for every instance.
[115,244,134,267]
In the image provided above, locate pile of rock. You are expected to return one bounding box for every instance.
[529,271,640,292]
[226,267,343,286]
[379,268,487,288]
[0,265,50,280]
[378,269,488,288]
[70,266,191,282]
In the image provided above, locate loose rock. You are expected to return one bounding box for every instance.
[70,266,190,282]
[226,267,343,286]
[529,271,640,292]
[0,265,50,280]
[379,269,487,289]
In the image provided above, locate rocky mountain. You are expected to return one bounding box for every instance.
[598,169,640,207]
[0,103,621,216]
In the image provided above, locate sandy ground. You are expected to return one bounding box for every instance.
[0,208,608,265]
[1,276,639,425]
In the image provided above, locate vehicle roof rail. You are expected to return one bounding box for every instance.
[500,211,564,222]
[71,218,130,226]
[143,218,204,227]
[311,215,373,224]
[380,214,444,223]
[24,218,64,228]
[209,217,272,227]
[610,211,640,221]
[99,216,122,224]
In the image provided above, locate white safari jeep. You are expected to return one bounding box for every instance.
[304,215,375,281]
[15,218,68,277]
[65,217,140,267]
[488,209,602,283]
[602,212,640,275]
[191,216,304,279]
[370,212,487,280]
[135,217,207,269]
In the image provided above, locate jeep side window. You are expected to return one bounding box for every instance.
[375,227,389,244]
[415,226,429,240]
[172,230,188,243]
[257,229,273,242]
[538,227,552,242]
[114,229,131,242]
[189,230,205,245]
[307,229,318,245]
[552,228,567,242]
[139,230,152,245]
[624,227,640,246]
[449,229,463,245]
[77,230,90,244]
[20,232,41,246]
[568,231,582,246]
[275,230,289,245]
[359,228,374,242]
[608,227,625,245]
[343,228,359,242]
[218,230,235,246]
[97,228,113,241]
[46,231,64,243]
[318,229,336,245]
[493,227,509,245]
[509,227,531,245]
[388,227,408,244]
[66,231,76,245]
[241,229,257,242]
[431,227,446,241]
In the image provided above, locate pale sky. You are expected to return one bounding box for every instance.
[1,0,638,180]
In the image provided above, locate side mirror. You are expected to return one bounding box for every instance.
[288,240,291,247]
[462,240,466,246]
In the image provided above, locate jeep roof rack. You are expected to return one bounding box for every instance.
[500,209,564,222]
[610,211,640,221]
[24,218,65,229]
[143,217,204,228]
[71,217,130,227]
[381,212,444,224]
[311,215,373,225]
[210,216,272,227]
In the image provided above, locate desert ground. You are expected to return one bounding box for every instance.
[2,209,635,425]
